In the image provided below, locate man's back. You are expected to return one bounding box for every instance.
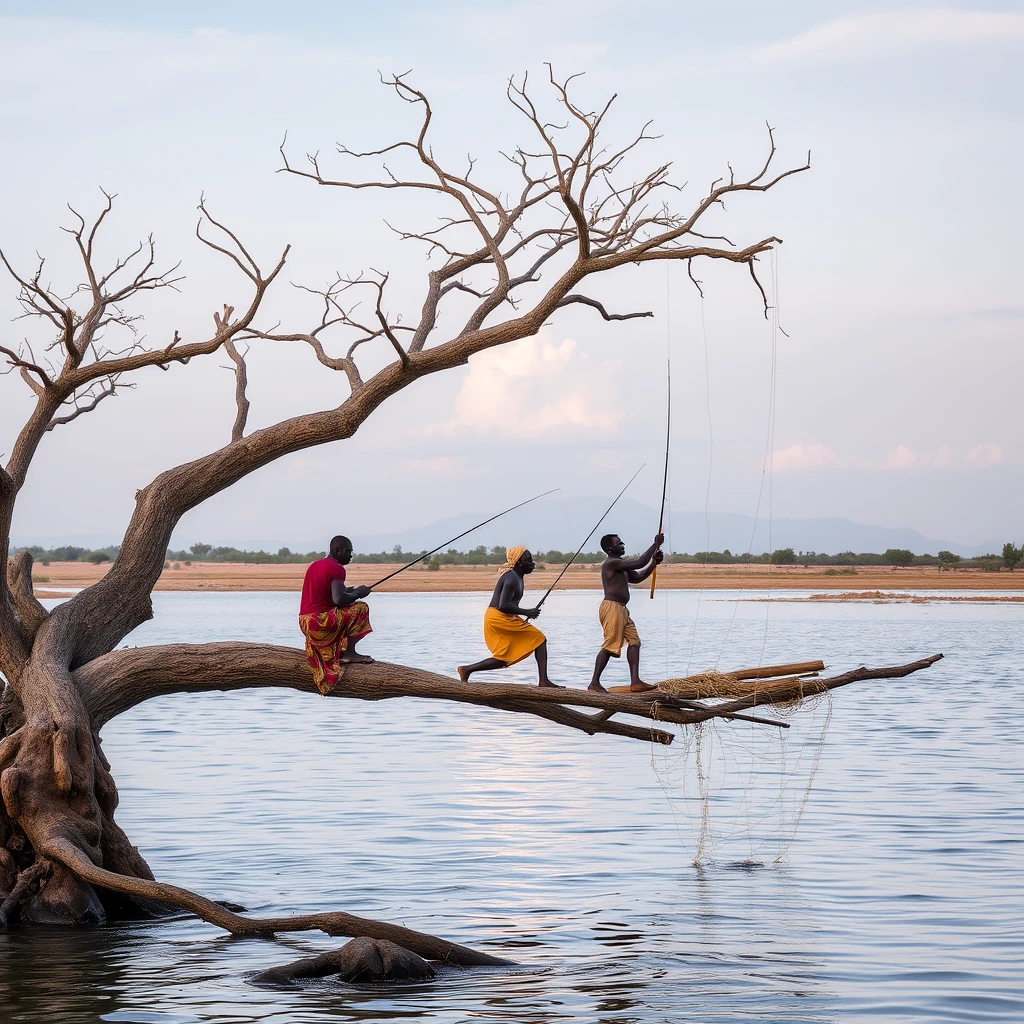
[300,556,346,615]
[488,569,523,611]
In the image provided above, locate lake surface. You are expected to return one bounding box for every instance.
[2,589,1022,1023]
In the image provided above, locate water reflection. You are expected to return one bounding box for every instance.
[2,590,1020,1022]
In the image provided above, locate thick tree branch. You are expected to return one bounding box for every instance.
[73,643,686,738]
[73,643,941,738]
[3,553,48,653]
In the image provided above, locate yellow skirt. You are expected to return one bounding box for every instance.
[483,607,545,666]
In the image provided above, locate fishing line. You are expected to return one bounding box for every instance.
[537,464,645,608]
[369,488,559,587]
[757,248,780,670]
[715,250,783,668]
[663,264,672,677]
[685,284,714,677]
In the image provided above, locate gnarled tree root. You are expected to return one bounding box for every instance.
[253,936,436,986]
[45,837,512,967]
[0,858,51,927]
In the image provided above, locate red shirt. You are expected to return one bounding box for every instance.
[300,557,348,615]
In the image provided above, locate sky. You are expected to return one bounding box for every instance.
[1,1,1021,551]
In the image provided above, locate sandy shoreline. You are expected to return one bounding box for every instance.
[31,560,1024,598]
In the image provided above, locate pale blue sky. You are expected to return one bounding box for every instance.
[1,2,1021,549]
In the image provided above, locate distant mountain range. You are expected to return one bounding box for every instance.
[341,497,999,558]
[11,498,1004,558]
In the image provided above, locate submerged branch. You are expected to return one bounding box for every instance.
[45,838,510,967]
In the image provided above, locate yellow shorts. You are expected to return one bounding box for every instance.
[599,599,640,655]
[483,606,545,665]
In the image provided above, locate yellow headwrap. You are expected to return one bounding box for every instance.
[503,545,527,571]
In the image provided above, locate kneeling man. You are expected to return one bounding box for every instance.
[590,532,663,693]
[299,535,373,695]
[458,546,557,687]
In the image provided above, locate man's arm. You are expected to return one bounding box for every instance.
[332,578,371,607]
[605,534,665,575]
[495,574,540,618]
[627,549,664,583]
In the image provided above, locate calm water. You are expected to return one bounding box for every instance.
[2,589,1022,1023]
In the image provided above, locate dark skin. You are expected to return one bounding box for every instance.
[589,533,664,693]
[328,538,373,664]
[457,550,558,687]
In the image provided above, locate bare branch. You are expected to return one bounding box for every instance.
[555,294,654,321]
[687,258,705,298]
[749,259,770,317]
[0,343,52,387]
[223,339,249,442]
[45,378,129,431]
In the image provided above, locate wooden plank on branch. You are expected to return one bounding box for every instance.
[731,660,825,680]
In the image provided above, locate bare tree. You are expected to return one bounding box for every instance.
[0,69,864,957]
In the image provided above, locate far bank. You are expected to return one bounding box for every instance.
[32,560,1024,597]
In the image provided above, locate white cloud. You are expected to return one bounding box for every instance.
[426,335,621,438]
[752,9,1024,65]
[884,444,918,470]
[773,441,1005,473]
[963,443,1004,466]
[771,443,857,472]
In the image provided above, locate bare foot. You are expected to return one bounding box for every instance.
[628,681,657,692]
[538,680,564,688]
[588,682,608,693]
[457,666,469,682]
[339,653,375,665]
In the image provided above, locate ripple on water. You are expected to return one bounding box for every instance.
[2,590,1021,1022]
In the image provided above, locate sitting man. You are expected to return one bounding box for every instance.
[589,532,664,693]
[457,545,558,687]
[299,535,373,695]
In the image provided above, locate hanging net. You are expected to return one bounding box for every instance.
[650,665,834,868]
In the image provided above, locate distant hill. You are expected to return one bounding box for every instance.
[342,497,998,559]
[12,501,1000,559]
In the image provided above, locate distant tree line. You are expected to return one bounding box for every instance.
[10,544,121,565]
[349,545,605,566]
[665,546,1018,571]
[10,541,1023,571]
[164,543,327,564]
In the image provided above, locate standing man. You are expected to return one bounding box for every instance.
[589,532,664,693]
[457,546,558,687]
[299,535,373,695]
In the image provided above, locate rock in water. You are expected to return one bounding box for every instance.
[253,936,436,986]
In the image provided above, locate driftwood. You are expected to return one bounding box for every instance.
[253,936,436,986]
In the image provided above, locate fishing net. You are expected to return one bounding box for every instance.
[649,671,833,867]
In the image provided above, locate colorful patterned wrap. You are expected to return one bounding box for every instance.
[298,602,372,694]
[483,606,545,666]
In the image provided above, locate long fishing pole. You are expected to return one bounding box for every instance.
[649,359,671,598]
[536,464,645,609]
[370,489,559,588]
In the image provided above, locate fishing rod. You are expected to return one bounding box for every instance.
[649,359,671,599]
[536,464,645,609]
[369,489,559,589]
